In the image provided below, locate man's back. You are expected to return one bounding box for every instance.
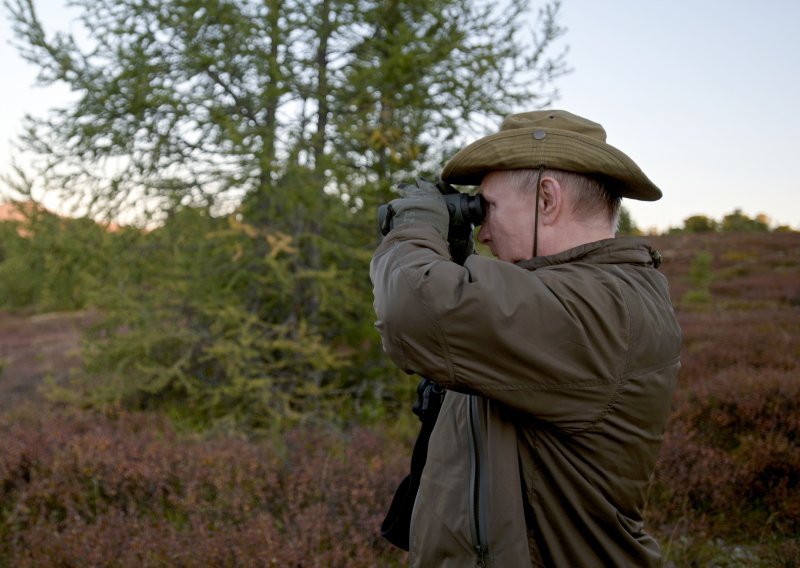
[373,231,681,566]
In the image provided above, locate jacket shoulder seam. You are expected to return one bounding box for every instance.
[582,270,632,433]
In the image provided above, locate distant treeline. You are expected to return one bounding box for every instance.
[619,206,797,236]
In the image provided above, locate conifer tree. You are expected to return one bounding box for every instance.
[7,0,567,218]
[6,0,569,426]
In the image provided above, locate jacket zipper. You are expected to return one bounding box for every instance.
[468,395,489,567]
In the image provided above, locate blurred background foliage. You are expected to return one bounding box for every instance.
[1,0,568,429]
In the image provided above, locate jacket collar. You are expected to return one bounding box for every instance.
[515,237,662,271]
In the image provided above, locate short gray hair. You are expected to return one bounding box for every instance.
[501,169,622,229]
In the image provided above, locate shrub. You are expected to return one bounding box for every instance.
[0,205,126,311]
[681,250,713,307]
[683,215,718,233]
[652,366,799,534]
[48,206,408,431]
[0,409,409,567]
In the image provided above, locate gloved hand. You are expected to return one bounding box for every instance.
[385,178,449,239]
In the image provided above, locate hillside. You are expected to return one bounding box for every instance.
[0,230,798,565]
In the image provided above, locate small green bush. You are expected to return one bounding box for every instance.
[47,206,407,431]
[681,250,714,307]
[0,206,125,311]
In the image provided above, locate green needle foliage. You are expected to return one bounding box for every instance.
[34,202,395,431]
[6,0,568,218]
[0,202,125,311]
[4,0,569,430]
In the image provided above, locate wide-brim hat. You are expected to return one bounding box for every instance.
[441,110,662,201]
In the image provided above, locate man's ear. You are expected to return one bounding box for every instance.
[538,176,564,225]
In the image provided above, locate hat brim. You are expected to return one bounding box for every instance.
[441,126,662,201]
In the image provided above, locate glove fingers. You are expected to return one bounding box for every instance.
[396,182,417,197]
[414,177,439,195]
[397,178,439,198]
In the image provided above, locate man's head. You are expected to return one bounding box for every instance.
[477,169,621,261]
[441,110,659,261]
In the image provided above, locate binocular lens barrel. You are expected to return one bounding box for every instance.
[377,193,485,237]
[444,193,486,228]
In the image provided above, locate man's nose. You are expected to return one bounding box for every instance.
[477,224,489,244]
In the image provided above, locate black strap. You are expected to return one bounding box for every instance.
[532,166,544,258]
[380,377,445,550]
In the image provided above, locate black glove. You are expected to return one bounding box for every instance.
[378,178,478,265]
[382,178,449,240]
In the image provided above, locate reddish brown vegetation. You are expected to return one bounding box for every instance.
[646,232,800,557]
[0,231,798,564]
[0,411,409,566]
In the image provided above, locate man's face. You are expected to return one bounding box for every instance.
[476,171,537,262]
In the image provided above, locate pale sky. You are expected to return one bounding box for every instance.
[1,0,799,231]
[555,0,800,232]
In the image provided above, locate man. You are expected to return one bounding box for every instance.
[370,110,681,567]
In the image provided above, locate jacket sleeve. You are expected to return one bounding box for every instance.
[370,224,631,431]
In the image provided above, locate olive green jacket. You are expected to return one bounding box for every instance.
[370,224,681,567]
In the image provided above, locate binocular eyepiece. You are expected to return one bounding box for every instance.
[378,180,486,237]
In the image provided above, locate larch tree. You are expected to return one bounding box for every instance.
[4,0,569,426]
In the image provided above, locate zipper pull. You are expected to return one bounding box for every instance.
[475,544,488,567]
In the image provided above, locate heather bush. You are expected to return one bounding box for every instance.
[0,410,409,566]
[651,367,799,535]
[645,231,800,563]
[678,309,798,384]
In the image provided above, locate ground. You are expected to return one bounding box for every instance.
[0,310,96,411]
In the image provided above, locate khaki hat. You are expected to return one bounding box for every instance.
[441,110,662,201]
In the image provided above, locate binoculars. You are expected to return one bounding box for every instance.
[377,179,486,237]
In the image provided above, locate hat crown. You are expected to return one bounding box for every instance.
[441,109,662,201]
[500,110,607,143]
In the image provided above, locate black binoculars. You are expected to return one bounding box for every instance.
[377,180,486,237]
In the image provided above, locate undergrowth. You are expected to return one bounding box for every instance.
[0,408,410,567]
[0,232,798,565]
